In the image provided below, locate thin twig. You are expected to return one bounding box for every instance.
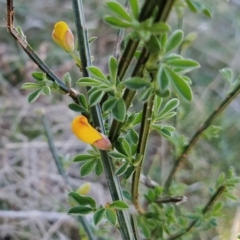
[71,1,135,239]
[42,114,71,191]
[164,81,240,192]
[6,0,79,103]
[42,113,96,240]
[167,185,226,240]
[156,196,187,204]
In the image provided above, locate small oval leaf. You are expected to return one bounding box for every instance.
[109,200,129,210]
[105,208,117,226]
[68,206,93,215]
[94,208,106,225]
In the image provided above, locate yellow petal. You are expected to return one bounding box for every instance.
[52,21,74,52]
[71,116,102,144]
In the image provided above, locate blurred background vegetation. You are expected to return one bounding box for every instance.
[0,0,240,239]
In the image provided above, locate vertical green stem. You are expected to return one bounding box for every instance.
[71,0,134,239]
[132,94,155,212]
[109,0,175,143]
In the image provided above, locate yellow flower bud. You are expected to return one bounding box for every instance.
[71,116,112,150]
[52,21,74,52]
[76,182,91,195]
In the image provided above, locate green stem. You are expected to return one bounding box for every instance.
[42,113,96,240]
[167,186,226,240]
[109,0,175,143]
[131,94,155,213]
[164,82,240,192]
[71,1,134,239]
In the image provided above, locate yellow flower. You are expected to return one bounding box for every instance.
[71,116,112,150]
[76,182,91,195]
[52,21,74,52]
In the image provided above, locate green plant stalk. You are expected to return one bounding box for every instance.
[109,48,149,142]
[42,114,96,240]
[109,0,175,142]
[164,82,240,192]
[71,0,135,239]
[167,185,226,240]
[117,0,162,80]
[132,94,155,213]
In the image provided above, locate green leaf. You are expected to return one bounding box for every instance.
[123,190,132,200]
[115,162,129,176]
[104,16,132,28]
[141,224,150,238]
[129,0,139,19]
[95,159,104,176]
[68,206,93,215]
[77,77,102,86]
[77,94,88,110]
[42,86,51,96]
[87,66,107,81]
[185,0,198,13]
[105,208,117,226]
[109,200,129,210]
[94,208,106,225]
[109,56,118,85]
[202,7,212,18]
[146,35,161,53]
[156,111,176,121]
[106,1,132,22]
[89,89,105,106]
[129,128,138,145]
[138,87,152,102]
[157,67,169,92]
[121,138,131,156]
[27,89,42,103]
[32,72,45,81]
[160,128,172,139]
[109,151,127,159]
[88,36,97,45]
[149,22,170,34]
[124,77,150,90]
[220,68,233,84]
[160,33,168,48]
[73,154,96,162]
[166,58,200,69]
[80,160,96,177]
[21,83,42,90]
[68,192,96,209]
[102,97,117,112]
[165,67,192,101]
[212,202,223,213]
[123,165,135,179]
[223,192,238,201]
[132,111,142,125]
[112,98,126,122]
[159,98,179,117]
[154,96,163,114]
[68,103,88,113]
[63,72,72,86]
[165,30,184,53]
[115,139,129,156]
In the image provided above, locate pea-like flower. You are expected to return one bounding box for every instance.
[52,21,74,52]
[71,116,112,150]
